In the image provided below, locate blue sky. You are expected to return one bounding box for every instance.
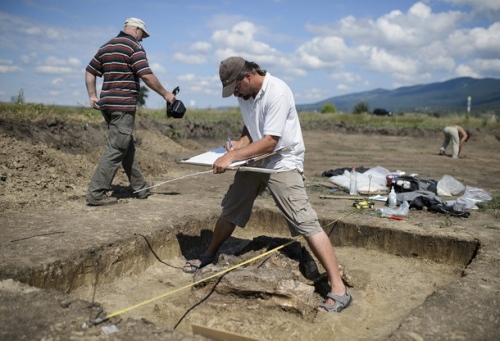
[0,0,499,109]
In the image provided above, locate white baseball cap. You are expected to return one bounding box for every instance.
[124,17,150,38]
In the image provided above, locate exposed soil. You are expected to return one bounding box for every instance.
[1,115,499,341]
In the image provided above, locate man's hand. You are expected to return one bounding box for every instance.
[89,95,99,109]
[212,152,235,174]
[164,92,175,104]
[213,135,279,174]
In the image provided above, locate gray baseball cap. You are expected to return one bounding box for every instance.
[219,56,246,98]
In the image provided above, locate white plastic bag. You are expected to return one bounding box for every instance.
[376,200,410,217]
[329,166,390,194]
[328,169,352,191]
[437,174,465,197]
[357,166,391,193]
[455,186,492,209]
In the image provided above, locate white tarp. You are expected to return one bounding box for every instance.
[329,166,391,194]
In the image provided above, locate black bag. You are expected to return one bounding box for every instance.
[166,86,186,119]
[409,196,470,218]
[392,176,437,194]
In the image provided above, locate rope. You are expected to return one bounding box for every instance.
[133,170,213,193]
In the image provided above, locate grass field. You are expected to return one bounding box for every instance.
[1,101,499,133]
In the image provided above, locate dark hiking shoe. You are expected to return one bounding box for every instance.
[86,195,118,206]
[136,183,153,199]
[136,190,152,199]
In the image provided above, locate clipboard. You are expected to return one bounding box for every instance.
[179,147,285,173]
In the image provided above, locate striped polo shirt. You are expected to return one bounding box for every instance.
[86,31,152,111]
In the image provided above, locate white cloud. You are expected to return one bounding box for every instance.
[212,21,278,56]
[51,78,64,87]
[418,41,456,71]
[20,26,42,35]
[296,37,354,69]
[296,1,490,87]
[172,52,206,64]
[455,64,481,78]
[45,28,61,39]
[178,73,197,81]
[443,0,500,12]
[447,22,500,59]
[374,3,464,48]
[456,59,500,78]
[361,46,419,75]
[35,56,82,74]
[210,22,305,77]
[36,65,74,74]
[178,73,221,97]
[0,60,22,73]
[299,87,325,101]
[149,62,166,74]
[0,65,22,73]
[190,41,212,53]
[329,72,362,83]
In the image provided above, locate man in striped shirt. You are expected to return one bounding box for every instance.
[85,18,175,206]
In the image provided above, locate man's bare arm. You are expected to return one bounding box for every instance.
[140,73,175,104]
[213,135,279,173]
[85,71,99,108]
[456,125,468,154]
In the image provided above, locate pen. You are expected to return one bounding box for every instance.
[227,137,233,149]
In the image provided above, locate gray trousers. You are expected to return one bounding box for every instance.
[440,126,460,158]
[220,169,322,237]
[86,110,148,200]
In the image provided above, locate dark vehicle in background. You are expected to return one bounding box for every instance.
[373,108,393,116]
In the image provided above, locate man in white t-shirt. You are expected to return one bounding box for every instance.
[183,56,351,313]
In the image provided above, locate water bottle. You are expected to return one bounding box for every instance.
[388,187,397,208]
[349,168,358,195]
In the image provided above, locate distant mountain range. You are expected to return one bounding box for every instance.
[296,77,500,114]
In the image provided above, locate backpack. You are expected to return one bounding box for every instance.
[392,176,437,194]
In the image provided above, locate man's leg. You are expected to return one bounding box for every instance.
[122,136,149,196]
[305,231,347,311]
[267,170,349,311]
[183,171,264,273]
[440,129,450,154]
[449,128,460,158]
[86,112,129,204]
[182,217,236,272]
[205,218,236,257]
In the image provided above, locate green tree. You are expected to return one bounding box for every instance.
[137,86,149,108]
[14,88,25,104]
[353,101,369,114]
[321,103,336,114]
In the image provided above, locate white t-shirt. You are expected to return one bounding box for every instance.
[237,73,305,172]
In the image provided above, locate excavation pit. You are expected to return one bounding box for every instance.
[24,208,477,341]
[1,117,498,341]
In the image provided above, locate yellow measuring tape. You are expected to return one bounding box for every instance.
[102,236,300,321]
[97,211,355,323]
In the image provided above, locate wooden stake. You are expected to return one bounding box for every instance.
[192,324,260,341]
[320,195,364,200]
